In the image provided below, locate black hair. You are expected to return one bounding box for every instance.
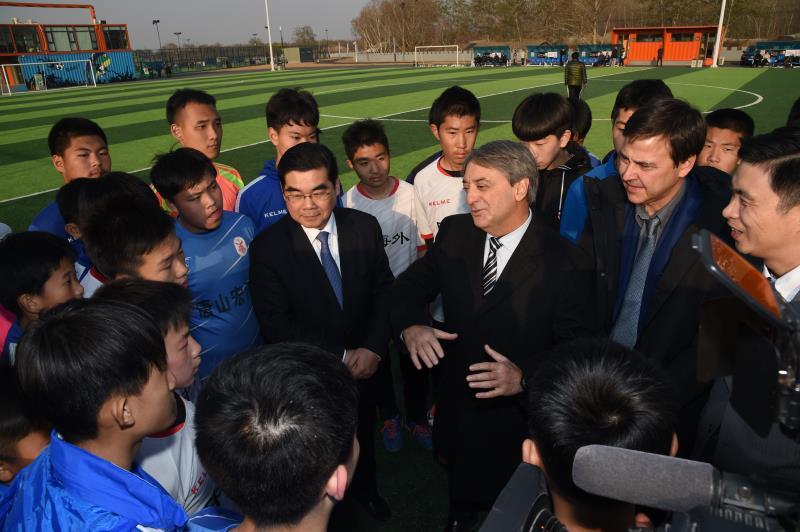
[0,232,75,317]
[150,148,217,202]
[0,366,51,464]
[166,88,217,124]
[527,338,675,507]
[75,172,157,229]
[277,142,339,186]
[84,201,176,279]
[56,178,93,225]
[195,342,358,528]
[341,119,390,161]
[611,79,673,120]
[788,97,800,129]
[568,97,593,141]
[428,86,481,127]
[571,51,579,60]
[623,98,706,166]
[47,117,108,156]
[94,279,192,336]
[706,108,755,139]
[738,127,800,212]
[15,299,167,443]
[512,92,573,142]
[265,88,320,131]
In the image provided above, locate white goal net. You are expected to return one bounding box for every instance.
[414,45,462,67]
[1,59,96,96]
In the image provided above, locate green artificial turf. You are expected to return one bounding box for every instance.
[2,65,798,231]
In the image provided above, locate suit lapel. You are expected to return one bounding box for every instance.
[287,216,341,310]
[335,211,356,310]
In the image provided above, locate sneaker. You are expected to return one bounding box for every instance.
[380,416,403,452]
[407,421,433,450]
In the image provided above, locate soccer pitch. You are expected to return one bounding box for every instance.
[1,65,798,231]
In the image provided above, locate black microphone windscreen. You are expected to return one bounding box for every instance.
[572,445,716,512]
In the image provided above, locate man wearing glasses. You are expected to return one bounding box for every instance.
[248,142,395,524]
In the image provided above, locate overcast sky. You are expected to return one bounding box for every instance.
[0,0,368,48]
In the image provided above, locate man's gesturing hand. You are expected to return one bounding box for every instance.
[344,348,381,379]
[466,344,523,399]
[402,325,458,370]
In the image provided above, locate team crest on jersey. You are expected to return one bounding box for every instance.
[233,237,248,256]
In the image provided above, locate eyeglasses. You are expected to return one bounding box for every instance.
[284,189,333,203]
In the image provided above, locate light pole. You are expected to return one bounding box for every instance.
[325,28,328,59]
[174,31,182,48]
[711,0,727,68]
[263,0,275,71]
[152,19,162,50]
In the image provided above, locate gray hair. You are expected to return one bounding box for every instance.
[464,140,539,205]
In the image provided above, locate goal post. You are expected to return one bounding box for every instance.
[414,45,462,67]
[1,59,96,96]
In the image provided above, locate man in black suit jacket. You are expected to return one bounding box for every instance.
[248,142,394,522]
[392,140,594,530]
[578,98,733,456]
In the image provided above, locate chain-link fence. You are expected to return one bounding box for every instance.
[133,45,285,77]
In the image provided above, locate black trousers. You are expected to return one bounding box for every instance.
[375,341,430,425]
[567,84,583,99]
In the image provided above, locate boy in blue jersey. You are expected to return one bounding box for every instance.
[151,148,262,379]
[30,118,112,264]
[0,299,187,530]
[560,79,673,244]
[186,343,359,532]
[236,88,320,234]
[0,231,84,363]
[0,366,51,498]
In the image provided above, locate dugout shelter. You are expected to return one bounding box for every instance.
[612,25,720,66]
[471,45,510,67]
[526,44,566,65]
[577,44,616,65]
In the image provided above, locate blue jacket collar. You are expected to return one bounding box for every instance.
[50,431,187,529]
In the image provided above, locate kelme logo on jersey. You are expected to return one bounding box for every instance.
[233,237,248,257]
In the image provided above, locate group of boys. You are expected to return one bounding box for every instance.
[0,75,798,532]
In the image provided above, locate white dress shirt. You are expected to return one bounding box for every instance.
[764,263,800,303]
[482,209,533,279]
[300,214,340,272]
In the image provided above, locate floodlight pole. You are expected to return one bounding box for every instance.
[711,0,727,68]
[152,19,162,50]
[264,0,276,71]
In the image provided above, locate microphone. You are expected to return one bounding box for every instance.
[571,445,719,512]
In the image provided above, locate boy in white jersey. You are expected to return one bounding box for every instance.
[94,279,212,514]
[407,86,481,242]
[343,120,433,452]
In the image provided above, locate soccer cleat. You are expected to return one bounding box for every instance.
[380,415,403,452]
[407,422,433,450]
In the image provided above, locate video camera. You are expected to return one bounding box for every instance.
[480,230,800,531]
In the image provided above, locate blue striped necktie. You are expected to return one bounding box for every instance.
[317,231,343,308]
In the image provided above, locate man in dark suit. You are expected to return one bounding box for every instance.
[578,98,732,456]
[248,142,394,522]
[392,140,594,531]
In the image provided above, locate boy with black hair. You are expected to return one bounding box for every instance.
[698,108,755,176]
[237,88,321,234]
[0,231,84,363]
[0,299,187,530]
[523,338,677,532]
[30,117,111,263]
[159,88,243,212]
[560,79,674,243]
[568,96,601,168]
[0,366,51,497]
[342,119,433,452]
[83,200,188,296]
[56,177,94,281]
[512,92,591,226]
[186,343,359,532]
[94,279,212,513]
[151,147,261,379]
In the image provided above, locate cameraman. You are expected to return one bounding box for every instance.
[523,338,678,532]
[695,128,800,492]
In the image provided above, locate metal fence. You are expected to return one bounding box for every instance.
[133,45,284,76]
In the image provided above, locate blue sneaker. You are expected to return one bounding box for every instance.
[406,422,433,450]
[380,416,403,452]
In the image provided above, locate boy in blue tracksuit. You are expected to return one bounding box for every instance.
[0,299,187,531]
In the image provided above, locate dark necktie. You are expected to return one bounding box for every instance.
[482,237,503,296]
[611,217,660,347]
[317,231,343,308]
